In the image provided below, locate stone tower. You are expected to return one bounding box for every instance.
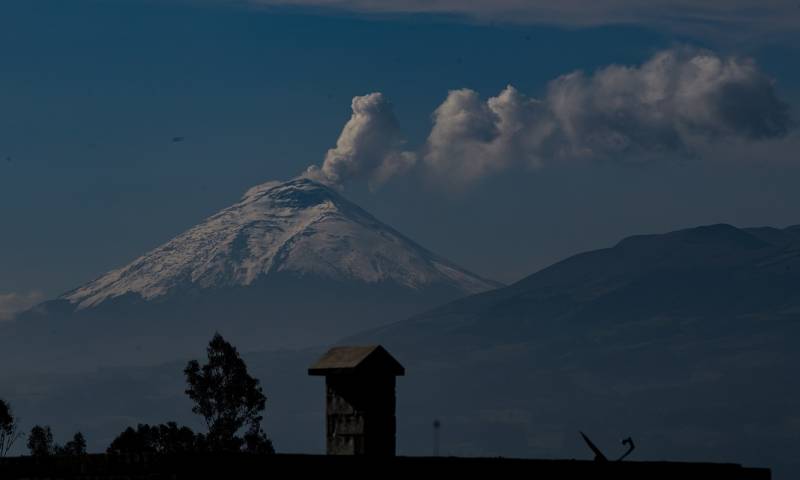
[308,345,405,456]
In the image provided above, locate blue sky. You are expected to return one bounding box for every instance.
[1,0,798,314]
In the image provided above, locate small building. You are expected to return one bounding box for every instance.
[308,345,405,456]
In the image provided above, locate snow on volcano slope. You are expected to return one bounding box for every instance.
[63,178,499,310]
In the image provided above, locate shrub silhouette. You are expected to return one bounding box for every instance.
[107,423,206,454]
[56,432,87,456]
[28,426,87,456]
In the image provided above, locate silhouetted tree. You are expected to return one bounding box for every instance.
[184,333,270,452]
[242,424,274,454]
[27,425,54,457]
[106,335,273,456]
[156,423,206,454]
[107,425,158,454]
[56,432,87,455]
[0,399,21,457]
[107,423,206,455]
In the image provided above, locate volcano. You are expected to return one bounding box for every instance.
[3,178,499,372]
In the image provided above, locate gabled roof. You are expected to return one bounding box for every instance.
[308,345,405,376]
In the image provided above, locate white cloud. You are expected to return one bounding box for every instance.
[246,0,800,39]
[0,291,44,321]
[423,48,791,187]
[304,92,416,189]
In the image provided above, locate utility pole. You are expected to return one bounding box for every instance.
[433,419,441,457]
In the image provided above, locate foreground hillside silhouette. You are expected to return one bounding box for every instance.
[0,342,771,479]
[1,223,797,477]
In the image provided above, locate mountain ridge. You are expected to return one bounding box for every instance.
[351,222,800,347]
[62,178,499,310]
[0,177,500,371]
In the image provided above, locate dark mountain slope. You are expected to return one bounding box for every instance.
[3,223,798,477]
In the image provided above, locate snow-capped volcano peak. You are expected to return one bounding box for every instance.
[63,178,498,309]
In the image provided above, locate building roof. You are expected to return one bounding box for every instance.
[308,345,405,376]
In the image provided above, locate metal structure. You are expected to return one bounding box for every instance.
[580,431,636,462]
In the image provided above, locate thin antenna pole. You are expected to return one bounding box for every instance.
[433,419,441,457]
